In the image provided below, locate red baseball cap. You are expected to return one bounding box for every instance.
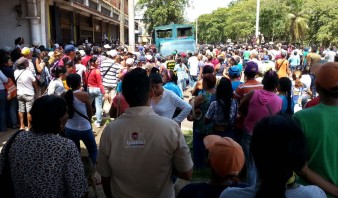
[314,62,338,90]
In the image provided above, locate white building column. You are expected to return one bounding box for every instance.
[26,0,46,46]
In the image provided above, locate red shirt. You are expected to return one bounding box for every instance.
[112,94,129,115]
[81,55,92,67]
[87,68,105,94]
[304,96,320,109]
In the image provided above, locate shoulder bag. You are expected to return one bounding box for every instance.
[0,129,23,198]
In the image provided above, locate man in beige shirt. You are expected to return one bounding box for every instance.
[97,68,193,198]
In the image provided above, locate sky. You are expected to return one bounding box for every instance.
[185,0,233,22]
[135,0,233,22]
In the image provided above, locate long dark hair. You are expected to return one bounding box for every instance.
[278,77,293,114]
[30,95,67,134]
[64,74,82,119]
[251,116,307,198]
[262,69,279,91]
[216,77,233,125]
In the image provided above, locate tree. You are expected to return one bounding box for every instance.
[137,0,190,34]
[287,0,309,43]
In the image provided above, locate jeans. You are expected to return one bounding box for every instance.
[193,131,207,168]
[88,87,103,123]
[6,97,18,128]
[241,132,256,186]
[190,75,198,88]
[65,127,98,165]
[177,78,186,93]
[0,90,7,132]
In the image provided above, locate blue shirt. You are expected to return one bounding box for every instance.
[163,82,183,98]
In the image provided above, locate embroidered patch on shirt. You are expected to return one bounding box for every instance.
[126,132,145,148]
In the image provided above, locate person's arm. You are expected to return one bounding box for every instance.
[171,91,192,123]
[238,91,254,117]
[191,80,201,97]
[204,101,216,124]
[83,93,93,119]
[95,69,105,94]
[96,127,113,198]
[193,94,204,108]
[32,79,39,95]
[172,126,194,181]
[64,141,88,197]
[299,164,338,197]
[0,70,8,83]
[36,58,44,73]
[101,176,112,198]
[172,167,193,181]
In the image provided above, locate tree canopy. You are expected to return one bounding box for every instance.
[137,0,190,34]
[195,0,338,46]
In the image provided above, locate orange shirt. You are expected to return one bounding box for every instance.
[234,79,263,101]
[276,59,290,78]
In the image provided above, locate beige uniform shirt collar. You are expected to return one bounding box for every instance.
[124,106,157,116]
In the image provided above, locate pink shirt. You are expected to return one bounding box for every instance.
[244,90,282,134]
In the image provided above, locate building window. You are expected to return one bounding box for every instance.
[74,0,84,4]
[101,6,110,16]
[89,1,98,10]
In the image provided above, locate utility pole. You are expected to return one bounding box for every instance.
[120,0,125,45]
[255,0,260,38]
[128,0,135,52]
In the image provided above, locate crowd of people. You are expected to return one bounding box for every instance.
[0,37,337,198]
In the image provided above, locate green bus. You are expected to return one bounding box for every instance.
[153,24,197,56]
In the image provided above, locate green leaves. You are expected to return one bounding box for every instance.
[193,0,338,45]
[137,0,190,34]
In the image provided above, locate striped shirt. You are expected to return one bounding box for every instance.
[100,59,121,88]
[234,79,263,101]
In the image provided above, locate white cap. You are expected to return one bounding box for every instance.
[79,50,85,57]
[126,58,134,65]
[104,44,111,49]
[145,54,152,60]
[107,50,118,57]
[32,41,40,47]
[54,43,59,48]
[48,51,54,57]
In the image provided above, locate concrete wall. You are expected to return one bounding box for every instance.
[0,0,31,49]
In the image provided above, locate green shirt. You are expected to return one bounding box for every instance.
[243,51,250,60]
[293,103,338,198]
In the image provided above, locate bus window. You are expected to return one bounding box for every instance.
[177,27,193,37]
[156,29,172,38]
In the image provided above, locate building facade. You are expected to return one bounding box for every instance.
[0,0,137,49]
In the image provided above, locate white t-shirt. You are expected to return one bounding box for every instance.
[75,63,86,83]
[301,74,312,91]
[14,69,36,96]
[150,89,192,123]
[220,185,326,198]
[188,56,199,76]
[47,79,65,96]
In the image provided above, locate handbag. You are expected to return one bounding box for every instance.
[109,94,121,119]
[4,78,17,100]
[0,129,23,198]
[187,98,202,121]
